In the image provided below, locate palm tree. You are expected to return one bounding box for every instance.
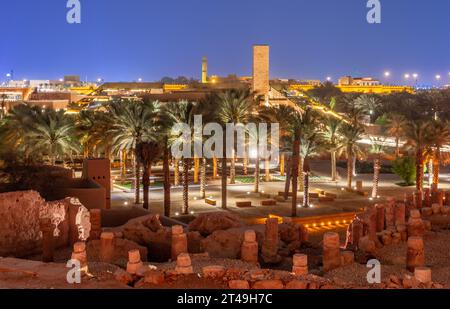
[163,100,197,214]
[354,94,381,123]
[323,116,342,181]
[386,113,407,157]
[338,123,365,190]
[427,120,450,188]
[264,104,304,216]
[369,137,385,198]
[1,94,7,119]
[216,89,256,184]
[135,141,161,210]
[404,121,432,192]
[108,99,160,205]
[2,105,80,165]
[300,123,324,208]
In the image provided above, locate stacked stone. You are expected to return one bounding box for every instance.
[404,192,415,210]
[292,254,308,276]
[261,218,281,264]
[323,232,341,272]
[89,209,102,240]
[99,232,114,263]
[71,242,88,273]
[407,210,425,237]
[375,204,385,233]
[171,225,188,261]
[385,200,396,231]
[40,217,55,263]
[202,265,226,279]
[431,203,441,215]
[126,249,144,275]
[406,236,425,272]
[345,218,363,249]
[175,253,193,274]
[365,207,377,242]
[423,188,431,208]
[414,267,432,284]
[414,191,423,209]
[341,251,354,266]
[241,230,258,264]
[437,190,444,207]
[445,191,450,207]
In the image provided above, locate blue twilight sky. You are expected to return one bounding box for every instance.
[0,0,449,85]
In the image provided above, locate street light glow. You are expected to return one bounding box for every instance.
[384,71,390,77]
[404,73,410,79]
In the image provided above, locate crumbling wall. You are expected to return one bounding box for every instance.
[0,190,91,257]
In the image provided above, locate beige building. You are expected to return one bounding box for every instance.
[339,76,380,86]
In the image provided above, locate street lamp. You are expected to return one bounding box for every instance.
[326,76,332,82]
[384,71,390,77]
[435,74,441,80]
[138,78,142,82]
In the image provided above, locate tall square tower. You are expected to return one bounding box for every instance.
[252,45,270,96]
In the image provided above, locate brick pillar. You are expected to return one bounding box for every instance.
[241,230,259,264]
[171,225,188,261]
[40,218,54,263]
[407,236,425,272]
[323,232,341,272]
[99,232,114,263]
[89,209,102,240]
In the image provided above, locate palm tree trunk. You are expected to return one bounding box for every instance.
[194,158,199,183]
[182,158,190,214]
[433,148,440,188]
[416,149,424,192]
[352,156,357,177]
[395,136,400,158]
[142,164,151,210]
[254,151,260,193]
[347,150,353,190]
[280,153,285,176]
[174,159,180,186]
[213,156,218,179]
[134,157,141,204]
[221,140,227,209]
[303,172,309,208]
[163,138,171,217]
[121,151,127,181]
[200,157,206,199]
[291,137,300,217]
[243,154,248,175]
[428,159,433,187]
[331,150,337,181]
[298,156,304,192]
[230,152,236,184]
[265,158,271,182]
[284,155,291,200]
[371,157,381,198]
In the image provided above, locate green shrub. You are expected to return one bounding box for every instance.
[392,156,416,186]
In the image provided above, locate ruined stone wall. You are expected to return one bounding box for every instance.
[0,191,90,257]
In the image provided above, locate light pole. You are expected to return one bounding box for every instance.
[412,73,419,87]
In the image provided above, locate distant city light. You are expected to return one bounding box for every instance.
[404,73,410,79]
[138,78,142,82]
[6,73,11,78]
[435,74,441,80]
[412,73,418,79]
[384,71,390,77]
